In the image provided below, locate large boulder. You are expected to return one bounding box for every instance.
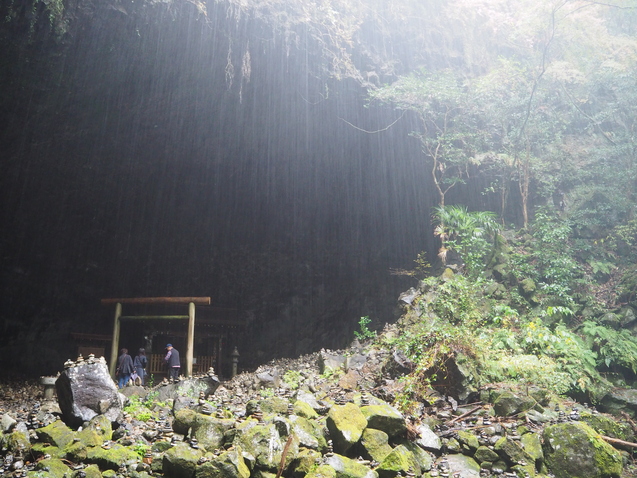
[233,423,286,471]
[360,404,406,438]
[599,388,637,418]
[542,421,622,478]
[323,454,378,478]
[376,444,420,478]
[163,442,204,478]
[195,447,251,478]
[326,403,368,454]
[154,375,221,402]
[55,361,123,427]
[358,428,392,462]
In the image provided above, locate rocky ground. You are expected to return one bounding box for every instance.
[2,347,637,478]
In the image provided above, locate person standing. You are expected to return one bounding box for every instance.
[116,348,134,389]
[133,348,148,386]
[165,344,180,381]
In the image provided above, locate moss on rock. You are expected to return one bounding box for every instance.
[359,428,392,462]
[327,403,368,454]
[163,442,205,478]
[86,443,139,470]
[36,420,76,449]
[360,404,406,438]
[542,421,622,478]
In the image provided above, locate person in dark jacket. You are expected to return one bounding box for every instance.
[165,344,180,381]
[116,348,135,389]
[133,348,148,386]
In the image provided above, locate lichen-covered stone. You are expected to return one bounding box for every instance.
[64,440,88,462]
[173,408,198,435]
[192,415,236,451]
[2,430,31,454]
[520,432,544,468]
[360,404,406,438]
[359,428,392,462]
[290,415,327,451]
[413,424,441,453]
[492,391,536,417]
[443,454,481,477]
[290,447,323,478]
[326,403,368,454]
[86,442,139,470]
[392,439,434,473]
[163,442,205,478]
[494,436,534,466]
[542,421,622,478]
[306,464,338,478]
[324,454,378,478]
[31,443,65,460]
[457,429,479,454]
[84,463,103,478]
[194,446,250,478]
[294,400,319,419]
[376,444,419,478]
[474,446,499,464]
[599,388,637,418]
[32,457,72,478]
[582,411,635,442]
[36,420,75,448]
[233,423,284,471]
[260,397,290,415]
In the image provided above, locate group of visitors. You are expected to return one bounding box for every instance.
[116,343,180,388]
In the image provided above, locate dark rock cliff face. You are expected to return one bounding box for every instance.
[0,0,429,377]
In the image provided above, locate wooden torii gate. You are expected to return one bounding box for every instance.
[101,297,211,378]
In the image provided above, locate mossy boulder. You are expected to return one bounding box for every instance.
[86,443,139,470]
[444,454,481,476]
[474,446,499,464]
[306,464,338,478]
[192,415,236,451]
[289,415,327,451]
[520,432,544,469]
[194,447,250,478]
[456,430,479,454]
[163,442,205,478]
[324,454,378,478]
[542,421,622,478]
[392,439,434,473]
[294,400,319,419]
[31,457,72,478]
[76,417,110,447]
[36,420,76,448]
[64,440,88,462]
[233,423,284,471]
[31,443,66,460]
[519,278,537,296]
[376,445,419,478]
[358,428,392,462]
[173,408,199,435]
[2,430,31,454]
[290,447,323,478]
[326,403,368,454]
[582,411,635,442]
[600,388,637,418]
[84,464,103,478]
[359,404,405,438]
[492,391,537,417]
[494,436,534,466]
[260,397,290,415]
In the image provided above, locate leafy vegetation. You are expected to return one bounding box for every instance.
[354,316,376,341]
